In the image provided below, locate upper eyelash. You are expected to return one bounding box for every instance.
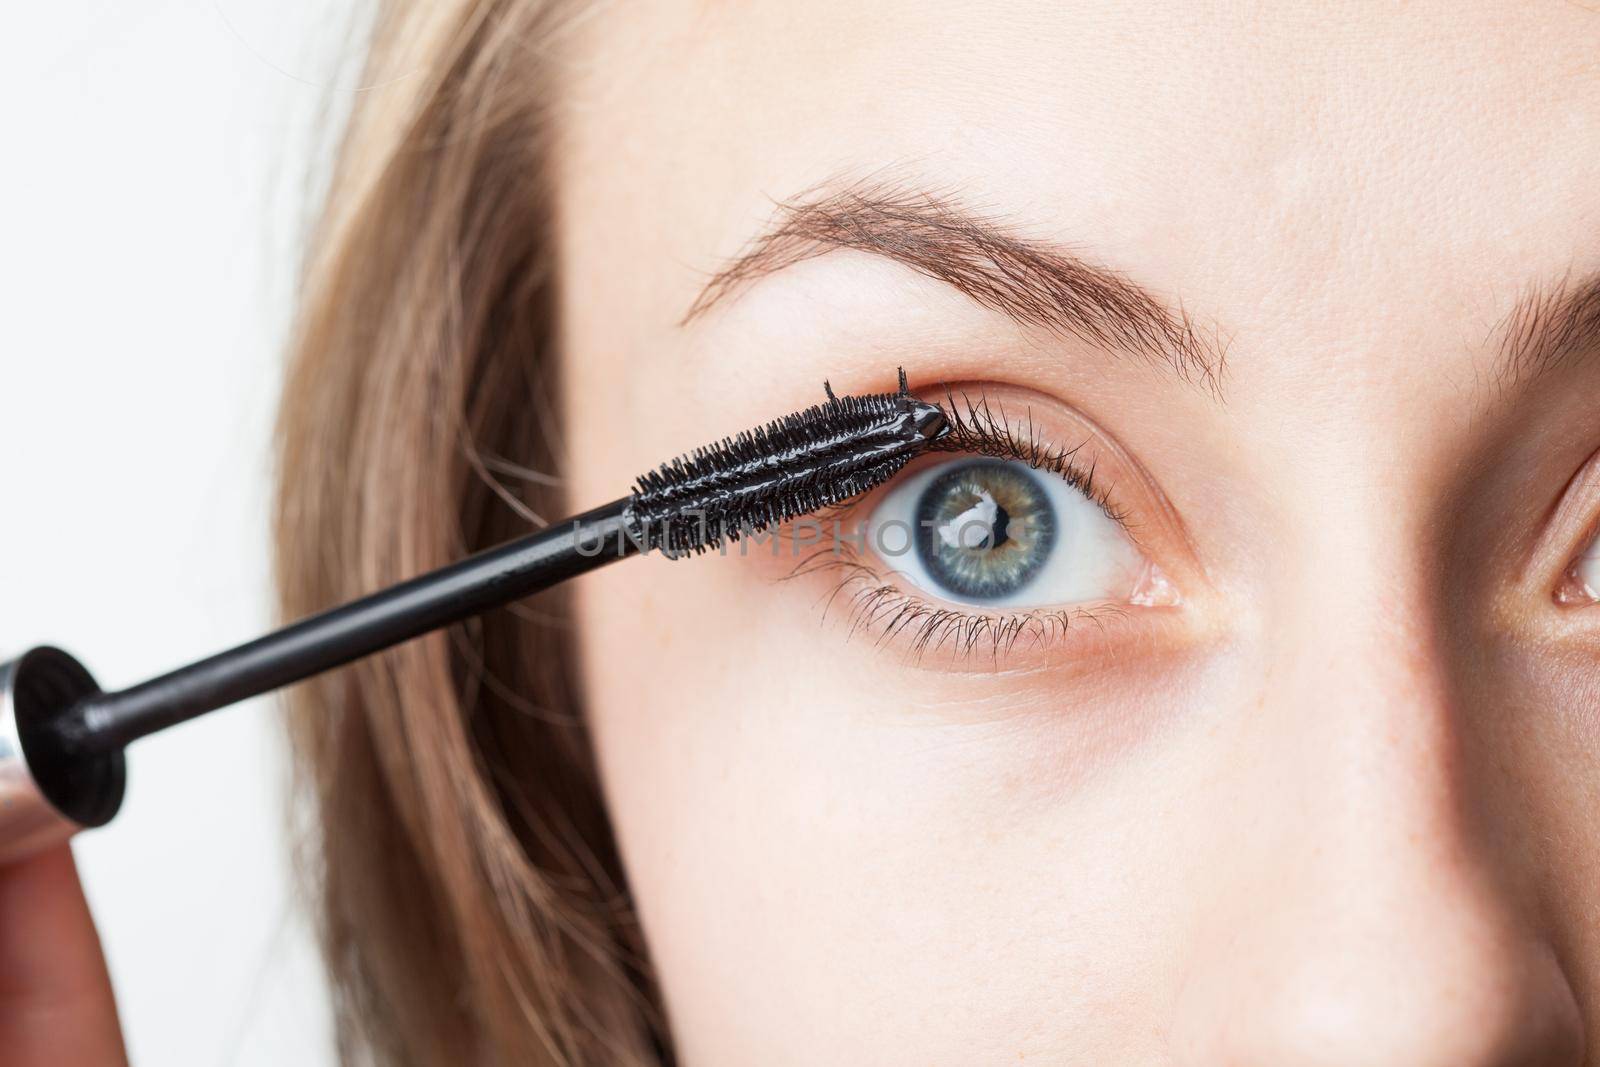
[928,385,1131,529]
[780,385,1140,662]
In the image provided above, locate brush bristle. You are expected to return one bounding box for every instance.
[626,376,947,557]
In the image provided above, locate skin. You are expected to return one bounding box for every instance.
[29,3,1600,1064]
[554,2,1600,1063]
[0,847,127,1066]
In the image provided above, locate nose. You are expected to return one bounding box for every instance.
[1170,583,1585,1065]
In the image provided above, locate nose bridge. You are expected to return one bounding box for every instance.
[1251,540,1499,965]
[1274,541,1462,856]
[1167,508,1584,1065]
[1272,554,1511,964]
[1251,490,1462,848]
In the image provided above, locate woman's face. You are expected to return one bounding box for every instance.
[555,3,1600,1061]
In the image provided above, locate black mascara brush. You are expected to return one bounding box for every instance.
[0,373,947,862]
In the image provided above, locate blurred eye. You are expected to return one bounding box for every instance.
[1558,530,1600,604]
[868,457,1157,609]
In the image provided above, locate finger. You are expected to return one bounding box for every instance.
[0,845,129,1067]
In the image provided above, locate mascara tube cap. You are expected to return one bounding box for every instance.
[0,647,125,865]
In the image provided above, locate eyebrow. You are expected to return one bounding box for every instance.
[684,182,1227,391]
[1493,270,1600,388]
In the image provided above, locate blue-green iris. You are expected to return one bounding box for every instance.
[913,460,1057,600]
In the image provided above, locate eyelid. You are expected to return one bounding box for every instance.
[1530,444,1600,604]
[769,383,1203,667]
[786,528,1182,670]
[914,383,1206,586]
[922,385,1128,529]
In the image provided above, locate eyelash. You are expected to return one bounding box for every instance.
[925,385,1132,530]
[784,388,1140,661]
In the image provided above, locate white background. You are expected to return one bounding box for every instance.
[0,4,383,1063]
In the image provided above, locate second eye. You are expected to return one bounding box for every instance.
[868,457,1154,610]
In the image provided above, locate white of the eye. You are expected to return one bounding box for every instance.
[1574,538,1600,599]
[938,490,998,550]
[868,458,1145,609]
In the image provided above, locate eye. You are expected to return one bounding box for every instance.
[868,456,1158,609]
[1557,530,1600,605]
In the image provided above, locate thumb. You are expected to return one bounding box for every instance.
[0,845,128,1066]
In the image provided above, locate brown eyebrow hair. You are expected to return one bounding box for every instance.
[1494,269,1600,388]
[684,181,1228,391]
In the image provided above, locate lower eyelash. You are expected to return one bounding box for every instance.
[789,549,1127,662]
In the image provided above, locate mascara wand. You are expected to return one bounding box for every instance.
[0,373,946,863]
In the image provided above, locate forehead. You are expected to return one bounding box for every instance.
[556,2,1600,389]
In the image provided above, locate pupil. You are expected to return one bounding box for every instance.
[988,505,1011,549]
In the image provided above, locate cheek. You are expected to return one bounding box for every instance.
[1475,642,1600,978]
[568,548,1218,1061]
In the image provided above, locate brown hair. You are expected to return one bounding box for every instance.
[274,2,661,1062]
